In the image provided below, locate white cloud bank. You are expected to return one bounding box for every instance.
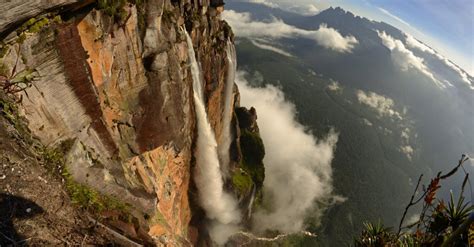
[377,31,445,88]
[245,0,319,16]
[356,90,403,120]
[250,39,293,57]
[288,4,320,16]
[223,10,358,53]
[247,0,278,8]
[405,34,474,89]
[236,71,343,234]
[357,90,416,160]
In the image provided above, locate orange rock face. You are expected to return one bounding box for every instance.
[127,145,191,245]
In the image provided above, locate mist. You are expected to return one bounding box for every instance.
[236,71,343,233]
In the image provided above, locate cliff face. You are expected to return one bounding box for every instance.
[0,0,254,245]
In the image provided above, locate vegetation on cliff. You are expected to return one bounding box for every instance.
[232,106,265,198]
[1,90,130,218]
[354,155,473,246]
[0,92,115,245]
[239,129,265,187]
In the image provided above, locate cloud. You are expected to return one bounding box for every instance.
[247,0,278,8]
[401,127,410,142]
[288,4,320,16]
[399,126,415,161]
[443,60,473,89]
[356,90,403,120]
[400,145,414,161]
[327,80,342,92]
[405,34,473,89]
[405,34,436,54]
[223,10,359,53]
[245,0,319,16]
[236,71,342,234]
[378,7,412,27]
[362,118,373,126]
[250,39,293,57]
[377,31,444,88]
[406,213,420,226]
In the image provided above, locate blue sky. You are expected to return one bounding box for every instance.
[245,0,474,75]
[344,0,474,75]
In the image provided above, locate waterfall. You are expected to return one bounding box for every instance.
[247,185,257,219]
[184,30,241,244]
[218,40,237,178]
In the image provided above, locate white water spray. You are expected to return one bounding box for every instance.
[218,41,237,177]
[184,30,241,244]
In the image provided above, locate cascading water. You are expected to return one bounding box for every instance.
[217,40,237,178]
[247,185,256,219]
[184,29,241,244]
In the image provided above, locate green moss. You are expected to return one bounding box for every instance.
[12,14,63,46]
[37,140,129,216]
[97,0,129,24]
[232,170,253,195]
[62,168,129,215]
[116,8,128,23]
[0,96,31,139]
[17,33,26,44]
[16,14,61,37]
[17,18,37,33]
[28,17,50,33]
[147,210,168,227]
[0,62,9,76]
[240,129,265,186]
[53,15,62,24]
[0,99,17,124]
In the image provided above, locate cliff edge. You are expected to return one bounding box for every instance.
[0,0,264,245]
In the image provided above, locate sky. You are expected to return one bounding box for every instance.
[240,0,474,75]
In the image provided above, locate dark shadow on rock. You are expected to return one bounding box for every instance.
[0,193,44,246]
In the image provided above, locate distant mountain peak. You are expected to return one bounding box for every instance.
[319,6,357,19]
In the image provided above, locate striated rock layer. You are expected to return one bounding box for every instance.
[0,0,249,245]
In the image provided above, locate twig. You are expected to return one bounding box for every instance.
[439,155,468,179]
[397,174,423,235]
[15,237,32,245]
[81,234,87,246]
[0,231,16,244]
[397,154,471,236]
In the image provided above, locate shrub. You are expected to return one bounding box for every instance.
[232,169,253,195]
[354,155,473,246]
[240,129,265,186]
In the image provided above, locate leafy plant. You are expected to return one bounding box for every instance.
[96,0,130,24]
[445,192,473,230]
[355,221,395,247]
[354,155,473,246]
